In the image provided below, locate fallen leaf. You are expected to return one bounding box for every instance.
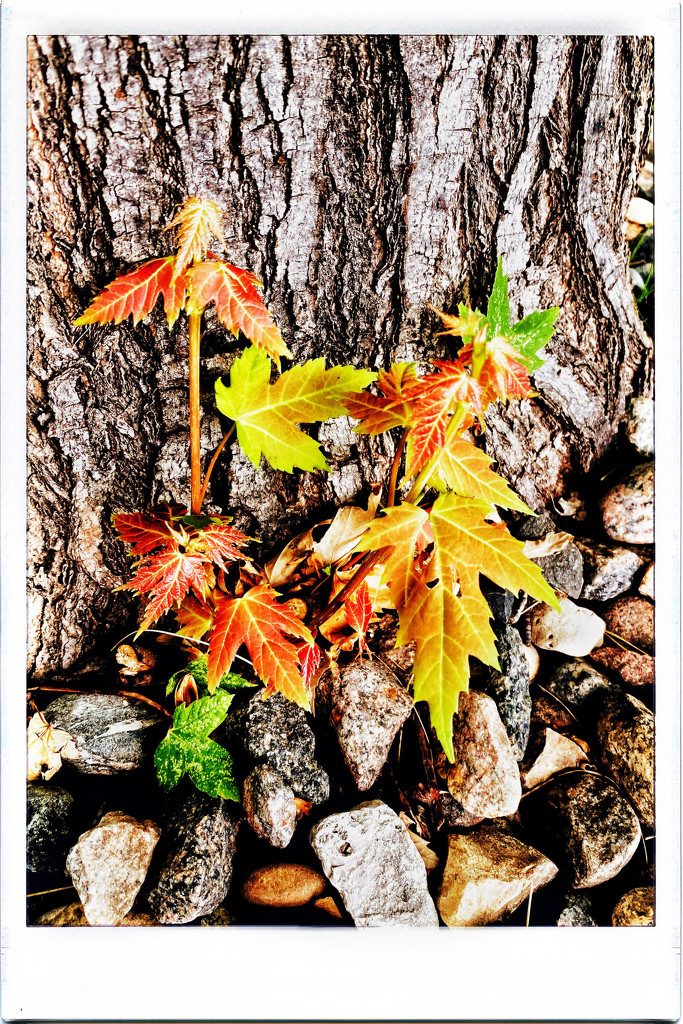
[522,531,574,559]
[27,712,79,781]
[312,491,381,567]
[264,526,321,587]
[399,812,439,872]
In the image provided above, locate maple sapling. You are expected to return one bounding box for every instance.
[74,194,560,797]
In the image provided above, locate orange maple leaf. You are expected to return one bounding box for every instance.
[122,550,213,632]
[405,362,483,477]
[345,580,372,651]
[343,362,418,435]
[113,510,184,556]
[176,593,215,640]
[188,523,247,571]
[74,257,187,329]
[207,585,313,706]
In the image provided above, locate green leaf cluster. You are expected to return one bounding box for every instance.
[166,654,255,697]
[487,258,559,371]
[154,690,239,801]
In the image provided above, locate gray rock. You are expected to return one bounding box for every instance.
[481,625,531,761]
[439,793,484,829]
[243,765,296,848]
[484,587,516,623]
[514,513,557,540]
[612,886,654,926]
[66,811,161,925]
[225,691,329,804]
[574,538,646,601]
[545,659,621,709]
[27,782,77,876]
[309,800,438,927]
[595,692,654,829]
[625,397,654,457]
[43,693,165,774]
[556,893,598,926]
[519,772,641,888]
[532,543,584,599]
[436,821,558,927]
[146,789,240,924]
[530,598,605,656]
[603,596,654,651]
[443,691,521,817]
[316,661,413,790]
[600,462,653,545]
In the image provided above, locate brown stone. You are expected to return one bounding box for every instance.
[612,886,654,926]
[590,647,654,687]
[596,693,654,828]
[35,902,157,926]
[603,596,654,652]
[520,728,589,790]
[241,863,326,907]
[600,462,654,545]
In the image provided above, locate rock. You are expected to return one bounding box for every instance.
[520,728,589,790]
[530,598,605,656]
[313,895,344,919]
[629,267,644,291]
[241,863,326,907]
[243,765,296,848]
[381,643,416,674]
[521,643,540,681]
[574,538,646,601]
[481,625,531,761]
[65,811,161,926]
[530,690,577,734]
[35,902,156,926]
[531,543,584,599]
[637,159,654,195]
[146,789,240,924]
[556,893,598,926]
[626,196,654,227]
[595,692,654,828]
[612,886,654,926]
[27,782,77,876]
[590,647,654,687]
[514,513,557,540]
[42,693,165,774]
[442,691,521,817]
[519,772,641,888]
[600,462,653,545]
[485,587,516,623]
[225,691,329,804]
[309,800,438,927]
[625,397,654,456]
[545,658,621,708]
[638,562,654,600]
[436,821,558,927]
[603,596,653,651]
[440,793,484,829]
[197,905,236,926]
[315,661,413,790]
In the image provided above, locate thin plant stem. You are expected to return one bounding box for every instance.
[197,425,236,510]
[188,311,202,515]
[387,428,409,507]
[310,551,382,628]
[118,691,172,718]
[28,885,76,898]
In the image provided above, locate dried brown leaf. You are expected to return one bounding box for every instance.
[27,712,79,781]
[399,811,439,872]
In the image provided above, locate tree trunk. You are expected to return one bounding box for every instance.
[27,34,653,680]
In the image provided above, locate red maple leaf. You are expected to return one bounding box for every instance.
[74,257,187,329]
[190,523,247,570]
[123,551,213,631]
[343,362,417,435]
[405,363,483,477]
[345,580,372,651]
[295,635,322,687]
[113,510,182,556]
[478,337,534,402]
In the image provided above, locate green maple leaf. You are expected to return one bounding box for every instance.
[509,309,560,372]
[154,691,239,801]
[215,346,376,473]
[486,258,510,336]
[166,654,255,697]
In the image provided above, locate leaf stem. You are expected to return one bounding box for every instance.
[188,311,202,515]
[197,425,236,510]
[310,551,382,629]
[387,428,409,508]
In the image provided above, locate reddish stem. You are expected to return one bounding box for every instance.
[197,425,236,510]
[188,311,202,515]
[310,551,382,629]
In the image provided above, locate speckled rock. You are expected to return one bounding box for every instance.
[443,691,521,817]
[638,562,654,600]
[519,772,641,888]
[225,691,329,804]
[545,659,621,709]
[603,596,654,652]
[197,905,236,926]
[439,793,484,829]
[595,692,654,828]
[27,782,78,876]
[531,542,584,599]
[309,800,438,927]
[481,625,531,761]
[600,462,653,545]
[520,728,589,790]
[590,648,654,687]
[316,661,413,790]
[514,513,558,540]
[436,821,558,927]
[146,789,240,925]
[241,863,326,907]
[530,598,605,656]
[42,694,165,774]
[612,886,654,926]
[66,812,161,925]
[574,538,646,601]
[243,765,296,848]
[35,902,157,926]
[556,893,598,926]
[625,397,654,457]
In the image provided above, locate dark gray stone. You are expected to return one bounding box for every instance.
[27,782,78,876]
[556,893,598,926]
[484,586,516,624]
[243,764,296,848]
[146,789,240,924]
[574,538,646,601]
[481,625,531,761]
[43,693,165,774]
[519,771,641,888]
[595,692,654,829]
[316,661,413,790]
[225,691,329,804]
[600,462,653,545]
[513,513,557,541]
[545,659,622,709]
[532,543,584,599]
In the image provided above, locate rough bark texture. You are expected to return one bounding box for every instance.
[27,35,653,679]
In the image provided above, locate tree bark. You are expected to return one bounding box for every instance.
[27,34,653,680]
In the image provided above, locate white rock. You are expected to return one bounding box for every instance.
[637,159,653,194]
[626,196,654,227]
[638,562,654,600]
[625,396,654,457]
[530,597,605,656]
[520,728,589,790]
[521,643,540,681]
[309,800,438,927]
